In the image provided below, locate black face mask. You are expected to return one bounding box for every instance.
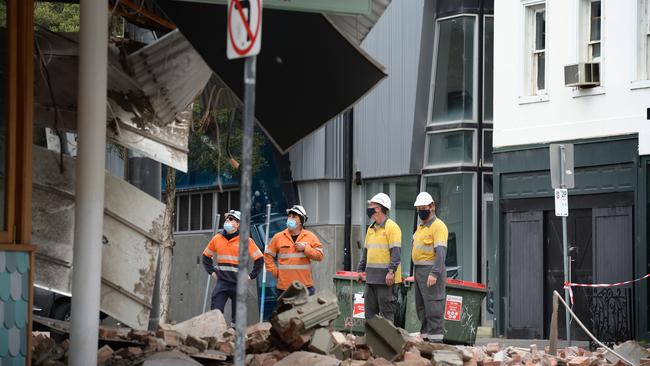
[418,209,431,220]
[366,207,376,219]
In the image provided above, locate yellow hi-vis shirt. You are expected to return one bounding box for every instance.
[411,217,448,265]
[364,218,402,284]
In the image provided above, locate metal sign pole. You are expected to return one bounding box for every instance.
[260,203,271,323]
[560,145,571,344]
[235,55,257,366]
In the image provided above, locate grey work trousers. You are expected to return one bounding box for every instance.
[414,265,445,341]
[364,283,397,323]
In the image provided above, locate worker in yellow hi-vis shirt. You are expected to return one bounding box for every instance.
[356,192,402,323]
[411,192,448,343]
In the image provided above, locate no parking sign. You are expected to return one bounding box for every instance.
[227,0,262,59]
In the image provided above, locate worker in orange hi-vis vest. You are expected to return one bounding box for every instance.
[201,210,264,323]
[264,205,324,297]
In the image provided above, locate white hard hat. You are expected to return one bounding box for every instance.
[368,193,391,211]
[225,209,242,221]
[414,192,435,207]
[286,205,308,222]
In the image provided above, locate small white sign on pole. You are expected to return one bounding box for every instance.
[554,188,569,217]
[227,0,262,60]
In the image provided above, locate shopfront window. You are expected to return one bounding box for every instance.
[424,173,476,281]
[484,16,494,121]
[431,16,476,123]
[365,176,418,273]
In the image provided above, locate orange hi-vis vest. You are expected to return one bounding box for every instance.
[203,233,263,283]
[264,228,324,290]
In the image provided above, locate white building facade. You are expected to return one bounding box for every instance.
[494,0,650,341]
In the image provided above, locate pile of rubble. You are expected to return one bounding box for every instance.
[30,282,650,366]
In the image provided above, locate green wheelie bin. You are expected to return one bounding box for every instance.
[404,277,486,345]
[332,271,367,334]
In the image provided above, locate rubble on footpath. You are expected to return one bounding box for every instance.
[30,283,650,366]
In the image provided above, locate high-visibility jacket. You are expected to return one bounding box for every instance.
[411,217,448,267]
[202,232,264,283]
[359,218,402,284]
[264,228,324,290]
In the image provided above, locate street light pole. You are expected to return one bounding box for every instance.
[234,55,257,366]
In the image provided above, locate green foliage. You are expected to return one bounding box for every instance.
[34,2,80,32]
[188,103,267,176]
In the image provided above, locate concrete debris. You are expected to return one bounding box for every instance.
[142,350,203,366]
[605,341,650,366]
[274,351,341,366]
[168,309,228,341]
[29,288,647,366]
[365,316,410,361]
[270,281,340,350]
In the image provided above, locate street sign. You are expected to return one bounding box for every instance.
[554,188,568,217]
[174,0,372,15]
[550,143,575,189]
[227,0,262,59]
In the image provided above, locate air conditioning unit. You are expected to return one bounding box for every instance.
[564,62,600,87]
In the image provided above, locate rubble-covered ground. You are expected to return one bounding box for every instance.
[30,283,650,366]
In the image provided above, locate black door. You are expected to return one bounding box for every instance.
[544,209,592,340]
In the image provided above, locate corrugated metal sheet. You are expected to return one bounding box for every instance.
[289,115,345,181]
[353,0,426,178]
[325,0,392,45]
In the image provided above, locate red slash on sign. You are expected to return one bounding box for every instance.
[227,0,262,59]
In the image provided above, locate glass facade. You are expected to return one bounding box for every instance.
[364,177,419,274]
[426,130,475,167]
[424,174,475,280]
[424,11,493,286]
[431,16,476,123]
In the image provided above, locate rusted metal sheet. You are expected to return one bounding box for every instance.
[33,29,210,172]
[32,145,165,329]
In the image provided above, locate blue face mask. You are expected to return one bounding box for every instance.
[223,222,235,233]
[286,219,298,230]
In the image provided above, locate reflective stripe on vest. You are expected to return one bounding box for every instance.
[279,253,307,259]
[277,264,312,270]
[217,255,239,262]
[413,260,434,266]
[215,265,239,272]
[366,263,390,269]
[413,244,434,253]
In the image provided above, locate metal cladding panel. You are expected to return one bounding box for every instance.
[353,0,426,179]
[155,0,386,153]
[31,146,164,329]
[289,115,345,181]
[325,0,392,45]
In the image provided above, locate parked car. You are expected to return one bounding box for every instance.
[33,284,107,321]
[249,212,288,320]
[33,285,72,321]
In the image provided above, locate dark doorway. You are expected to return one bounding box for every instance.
[544,209,593,340]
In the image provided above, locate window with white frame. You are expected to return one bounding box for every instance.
[175,190,239,233]
[637,0,650,80]
[524,3,546,95]
[582,0,601,62]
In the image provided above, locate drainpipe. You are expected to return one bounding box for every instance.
[68,1,108,365]
[343,109,353,271]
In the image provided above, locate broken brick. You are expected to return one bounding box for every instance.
[352,347,372,361]
[640,358,650,366]
[185,335,208,352]
[216,340,235,355]
[97,345,114,365]
[487,344,500,356]
[147,335,167,352]
[365,358,394,366]
[114,346,143,360]
[568,356,589,366]
[247,322,272,354]
[128,329,152,343]
[156,329,184,347]
[99,328,120,339]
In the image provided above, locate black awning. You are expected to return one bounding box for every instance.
[155,0,386,152]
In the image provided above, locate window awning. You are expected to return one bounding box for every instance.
[155,0,387,152]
